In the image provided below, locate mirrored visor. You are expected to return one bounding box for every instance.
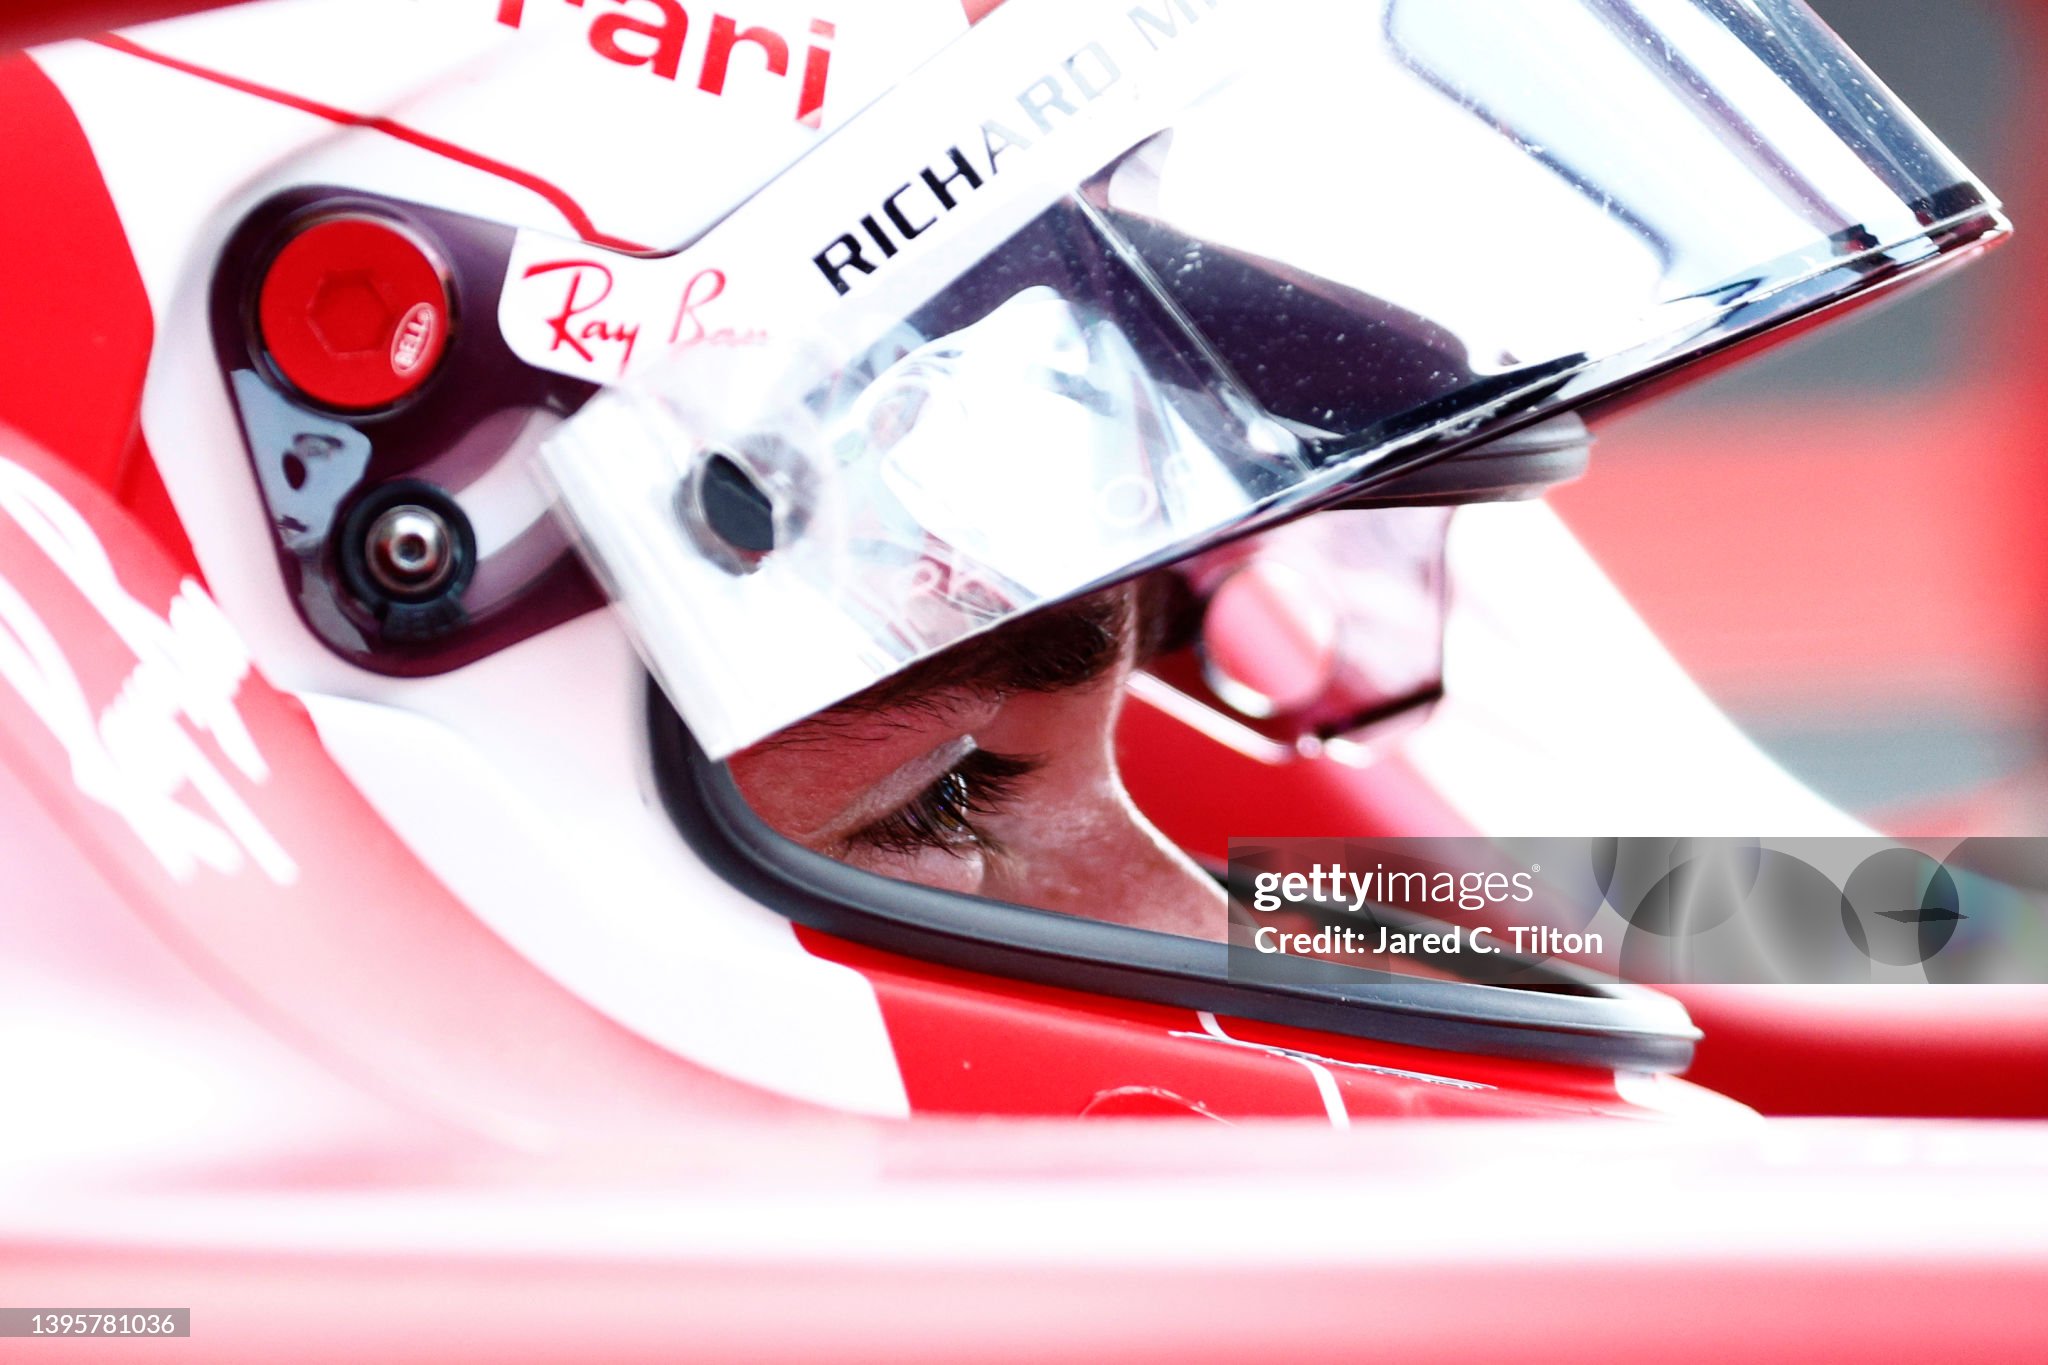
[527,0,2006,757]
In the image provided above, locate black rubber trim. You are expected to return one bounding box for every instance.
[646,681,1701,1073]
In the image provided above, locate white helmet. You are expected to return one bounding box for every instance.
[0,0,2003,1117]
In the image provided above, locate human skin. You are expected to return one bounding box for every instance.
[728,582,1227,939]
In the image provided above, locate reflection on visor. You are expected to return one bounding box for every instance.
[1138,507,1452,758]
[535,0,2006,756]
[852,283,1293,608]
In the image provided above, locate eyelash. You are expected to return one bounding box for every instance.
[845,750,1039,859]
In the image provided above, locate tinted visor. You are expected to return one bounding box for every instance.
[532,0,2005,757]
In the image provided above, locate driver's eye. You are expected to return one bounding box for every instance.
[843,750,1039,858]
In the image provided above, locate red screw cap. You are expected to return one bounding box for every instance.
[256,216,451,412]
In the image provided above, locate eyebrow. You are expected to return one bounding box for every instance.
[748,573,1195,754]
[837,588,1132,717]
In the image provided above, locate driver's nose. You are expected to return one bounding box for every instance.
[984,790,1227,940]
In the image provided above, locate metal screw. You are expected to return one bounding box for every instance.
[365,503,456,598]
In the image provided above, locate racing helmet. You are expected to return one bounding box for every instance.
[0,0,2005,1107]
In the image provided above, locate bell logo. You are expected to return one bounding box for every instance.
[390,303,440,377]
[495,0,837,128]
